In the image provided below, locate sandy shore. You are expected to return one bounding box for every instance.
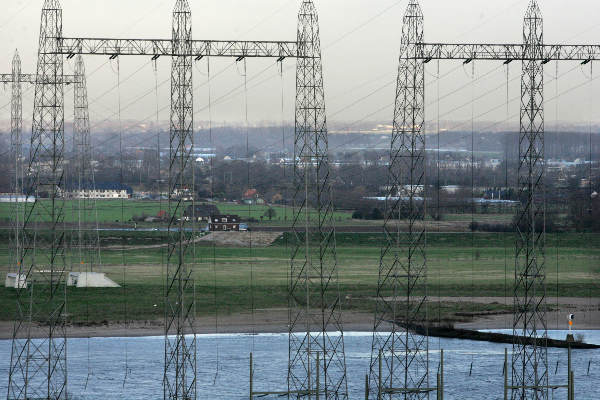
[1,297,598,339]
[0,310,376,340]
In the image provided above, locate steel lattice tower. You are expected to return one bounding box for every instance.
[10,50,24,279]
[288,1,348,398]
[8,0,68,399]
[72,55,101,274]
[369,1,429,398]
[512,1,548,399]
[164,1,197,399]
[7,50,26,400]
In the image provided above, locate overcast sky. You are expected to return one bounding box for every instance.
[0,0,599,131]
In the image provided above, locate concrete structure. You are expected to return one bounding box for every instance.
[5,273,28,289]
[67,272,120,288]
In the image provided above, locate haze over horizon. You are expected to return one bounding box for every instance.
[0,0,599,130]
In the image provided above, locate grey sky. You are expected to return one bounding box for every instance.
[0,0,599,131]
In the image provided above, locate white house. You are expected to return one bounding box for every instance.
[64,183,131,199]
[69,188,129,199]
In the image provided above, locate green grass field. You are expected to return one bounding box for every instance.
[1,232,598,323]
[0,200,354,225]
[0,200,169,224]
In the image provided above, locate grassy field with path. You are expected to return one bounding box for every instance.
[1,232,598,325]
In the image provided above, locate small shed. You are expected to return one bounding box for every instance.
[5,273,27,289]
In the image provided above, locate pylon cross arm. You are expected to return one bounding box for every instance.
[420,43,600,61]
[0,74,79,84]
[48,37,300,59]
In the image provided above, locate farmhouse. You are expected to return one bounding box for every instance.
[208,215,241,231]
[242,189,265,205]
[183,204,220,222]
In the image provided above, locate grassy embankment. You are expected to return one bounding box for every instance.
[0,232,598,324]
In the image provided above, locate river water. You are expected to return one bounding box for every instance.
[1,330,598,399]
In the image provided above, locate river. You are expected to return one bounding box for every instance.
[1,330,598,399]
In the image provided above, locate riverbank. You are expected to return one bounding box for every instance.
[1,298,599,339]
[0,310,375,339]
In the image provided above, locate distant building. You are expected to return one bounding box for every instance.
[485,159,502,169]
[364,196,424,202]
[242,189,265,205]
[440,185,460,194]
[208,215,240,231]
[64,182,132,199]
[171,188,194,201]
[0,194,35,203]
[379,185,424,197]
[473,198,519,212]
[132,191,153,200]
[183,204,220,222]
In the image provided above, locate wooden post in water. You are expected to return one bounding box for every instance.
[365,374,369,400]
[378,349,382,400]
[587,360,591,376]
[504,348,508,400]
[316,352,320,400]
[570,370,574,400]
[567,334,573,400]
[249,352,253,400]
[440,349,444,400]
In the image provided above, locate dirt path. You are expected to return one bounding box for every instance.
[103,234,208,251]
[196,232,283,247]
[104,231,283,251]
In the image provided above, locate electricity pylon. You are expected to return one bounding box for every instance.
[9,50,24,281]
[164,1,197,399]
[8,0,68,399]
[512,1,548,398]
[369,1,430,398]
[288,1,348,398]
